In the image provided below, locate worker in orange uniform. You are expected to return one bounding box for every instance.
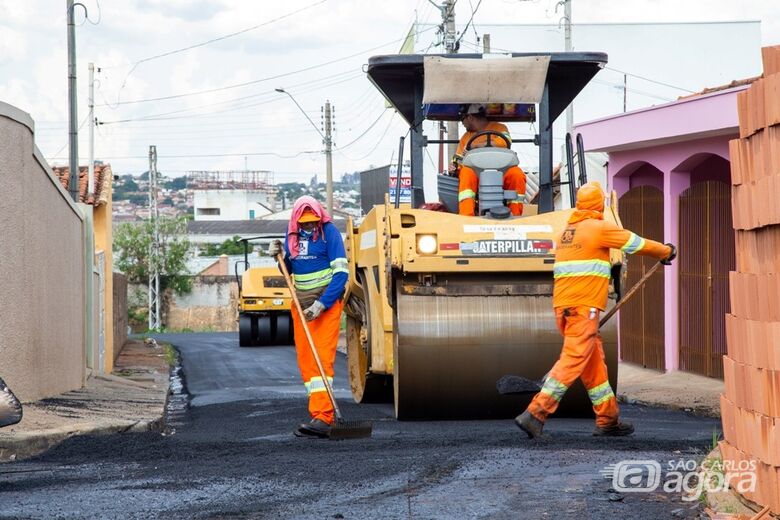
[268,195,348,438]
[515,181,676,438]
[451,104,527,216]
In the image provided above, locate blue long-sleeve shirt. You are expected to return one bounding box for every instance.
[283,222,348,309]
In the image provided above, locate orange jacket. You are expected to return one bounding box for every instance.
[453,121,512,164]
[552,211,672,310]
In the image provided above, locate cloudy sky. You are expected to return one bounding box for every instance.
[2,0,779,183]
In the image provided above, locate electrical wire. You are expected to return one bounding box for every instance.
[336,112,397,161]
[455,0,483,47]
[334,109,389,150]
[604,66,695,94]
[99,25,436,108]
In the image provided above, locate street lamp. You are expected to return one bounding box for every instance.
[275,88,333,214]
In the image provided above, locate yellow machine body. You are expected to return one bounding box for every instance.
[237,266,293,347]
[344,195,625,419]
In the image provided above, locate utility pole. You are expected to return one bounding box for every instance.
[442,0,458,161]
[67,0,79,201]
[623,74,627,112]
[563,0,573,138]
[483,33,491,54]
[323,100,334,215]
[88,62,95,197]
[148,146,161,331]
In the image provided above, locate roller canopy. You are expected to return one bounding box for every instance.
[367,52,607,125]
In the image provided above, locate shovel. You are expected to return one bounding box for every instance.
[277,253,372,440]
[497,261,663,395]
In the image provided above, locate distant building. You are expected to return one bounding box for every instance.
[193,190,274,221]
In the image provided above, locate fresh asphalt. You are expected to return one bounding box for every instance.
[0,332,720,519]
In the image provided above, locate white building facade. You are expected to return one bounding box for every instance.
[193,190,275,221]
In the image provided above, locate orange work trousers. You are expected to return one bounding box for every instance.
[526,306,619,428]
[458,165,526,216]
[291,299,344,425]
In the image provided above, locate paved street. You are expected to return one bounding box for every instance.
[1,333,720,519]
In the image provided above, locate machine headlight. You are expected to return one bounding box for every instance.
[273,299,284,306]
[417,234,438,254]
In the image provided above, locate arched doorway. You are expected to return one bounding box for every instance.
[618,185,665,370]
[678,180,735,378]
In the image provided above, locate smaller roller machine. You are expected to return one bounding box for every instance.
[236,237,294,347]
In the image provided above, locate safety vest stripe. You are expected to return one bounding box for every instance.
[293,268,333,290]
[304,376,333,395]
[553,259,611,279]
[587,381,615,406]
[621,233,646,254]
[330,258,349,275]
[540,376,568,402]
[509,194,526,204]
[458,189,476,202]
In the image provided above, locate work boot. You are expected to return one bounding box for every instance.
[294,419,331,438]
[593,421,635,437]
[514,410,544,439]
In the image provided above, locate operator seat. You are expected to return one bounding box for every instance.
[462,147,520,216]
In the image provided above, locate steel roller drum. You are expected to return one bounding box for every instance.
[393,290,618,420]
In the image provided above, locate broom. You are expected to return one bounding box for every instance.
[277,253,372,440]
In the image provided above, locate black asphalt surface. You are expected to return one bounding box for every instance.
[1,332,720,519]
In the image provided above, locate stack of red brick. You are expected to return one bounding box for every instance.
[720,45,780,514]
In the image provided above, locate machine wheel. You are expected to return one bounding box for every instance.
[238,314,255,347]
[346,313,392,404]
[274,313,293,345]
[257,315,272,346]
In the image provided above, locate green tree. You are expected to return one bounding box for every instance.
[200,236,251,256]
[114,216,192,294]
[164,176,188,190]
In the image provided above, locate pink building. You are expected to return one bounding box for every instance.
[575,80,755,378]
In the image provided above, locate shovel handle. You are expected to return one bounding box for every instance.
[599,261,662,328]
[276,253,343,421]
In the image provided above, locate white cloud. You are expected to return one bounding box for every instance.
[2,0,780,180]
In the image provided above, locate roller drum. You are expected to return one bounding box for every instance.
[394,290,617,419]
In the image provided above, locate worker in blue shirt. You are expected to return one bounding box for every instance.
[269,196,348,438]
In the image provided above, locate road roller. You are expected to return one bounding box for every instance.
[235,237,293,347]
[344,51,627,419]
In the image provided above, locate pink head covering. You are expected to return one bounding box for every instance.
[287,195,332,259]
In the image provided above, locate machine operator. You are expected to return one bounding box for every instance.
[450,104,527,217]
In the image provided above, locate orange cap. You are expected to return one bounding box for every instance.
[575,181,605,212]
[298,209,321,223]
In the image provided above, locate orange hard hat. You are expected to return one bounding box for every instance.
[298,208,321,223]
[575,181,605,212]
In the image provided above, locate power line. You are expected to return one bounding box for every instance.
[335,109,389,150]
[336,112,398,161]
[98,71,365,124]
[99,26,436,107]
[604,66,695,94]
[455,0,483,46]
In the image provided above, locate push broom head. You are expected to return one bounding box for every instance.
[329,419,373,440]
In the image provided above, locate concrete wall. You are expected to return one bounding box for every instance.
[0,102,86,401]
[130,276,239,332]
[113,272,128,360]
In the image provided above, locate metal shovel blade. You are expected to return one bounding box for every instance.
[0,377,23,428]
[329,419,373,440]
[496,374,544,395]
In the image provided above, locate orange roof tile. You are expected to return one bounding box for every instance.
[52,164,113,206]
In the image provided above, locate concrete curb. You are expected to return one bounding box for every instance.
[0,417,164,462]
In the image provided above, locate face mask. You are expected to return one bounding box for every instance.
[299,228,314,239]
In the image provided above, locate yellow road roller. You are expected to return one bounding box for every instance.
[344,52,626,419]
[236,237,293,347]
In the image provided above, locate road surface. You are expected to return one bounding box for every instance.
[0,332,719,519]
